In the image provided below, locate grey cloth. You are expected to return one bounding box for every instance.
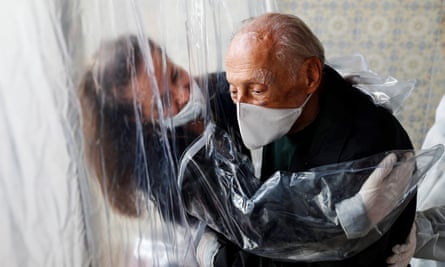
[415,207,445,260]
[413,95,445,264]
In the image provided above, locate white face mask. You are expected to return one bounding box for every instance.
[165,81,206,129]
[237,94,312,150]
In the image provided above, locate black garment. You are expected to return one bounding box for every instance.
[208,66,415,267]
[142,125,201,223]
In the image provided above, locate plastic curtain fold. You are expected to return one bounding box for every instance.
[180,123,443,261]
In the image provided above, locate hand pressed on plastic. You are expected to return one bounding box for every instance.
[386,223,416,267]
[359,152,415,225]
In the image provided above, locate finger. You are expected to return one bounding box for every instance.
[391,237,415,254]
[399,152,415,176]
[392,244,401,254]
[396,241,415,254]
[388,165,415,207]
[403,151,414,161]
[384,152,398,164]
[387,249,412,265]
[386,253,401,264]
[386,159,414,193]
[410,223,417,241]
[367,153,397,183]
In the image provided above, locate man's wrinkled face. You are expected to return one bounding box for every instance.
[128,48,191,122]
[224,32,308,109]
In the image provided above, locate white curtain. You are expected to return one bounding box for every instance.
[0,0,276,266]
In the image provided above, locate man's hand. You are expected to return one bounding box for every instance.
[386,223,416,266]
[359,152,415,225]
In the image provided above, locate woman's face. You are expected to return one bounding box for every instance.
[129,48,191,122]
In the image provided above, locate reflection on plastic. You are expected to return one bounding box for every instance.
[180,123,444,261]
[328,54,416,114]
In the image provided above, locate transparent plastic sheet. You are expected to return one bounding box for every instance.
[2,1,443,267]
[328,54,416,115]
[74,1,277,266]
[179,123,444,261]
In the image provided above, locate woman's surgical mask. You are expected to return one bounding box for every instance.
[165,81,206,129]
[237,94,312,150]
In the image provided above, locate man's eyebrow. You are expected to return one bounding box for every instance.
[252,68,274,84]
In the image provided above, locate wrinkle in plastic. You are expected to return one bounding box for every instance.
[75,1,278,266]
[180,123,443,261]
[328,54,416,115]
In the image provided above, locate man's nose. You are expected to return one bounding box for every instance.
[235,90,248,103]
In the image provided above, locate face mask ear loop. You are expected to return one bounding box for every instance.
[301,93,313,108]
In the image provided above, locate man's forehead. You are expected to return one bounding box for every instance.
[230,31,273,52]
[226,67,274,85]
[227,33,273,66]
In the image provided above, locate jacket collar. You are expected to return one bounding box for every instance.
[291,65,354,169]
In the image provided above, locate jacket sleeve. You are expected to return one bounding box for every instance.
[415,206,445,260]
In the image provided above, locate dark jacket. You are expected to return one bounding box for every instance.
[204,66,415,267]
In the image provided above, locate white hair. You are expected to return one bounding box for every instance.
[238,13,325,81]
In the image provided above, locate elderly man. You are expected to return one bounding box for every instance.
[209,12,416,267]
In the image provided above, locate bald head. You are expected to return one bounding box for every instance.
[229,13,325,72]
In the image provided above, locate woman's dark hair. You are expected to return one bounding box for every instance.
[78,35,160,216]
[79,35,200,222]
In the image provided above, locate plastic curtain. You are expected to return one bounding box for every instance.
[0,0,277,266]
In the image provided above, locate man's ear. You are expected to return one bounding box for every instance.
[301,57,322,94]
